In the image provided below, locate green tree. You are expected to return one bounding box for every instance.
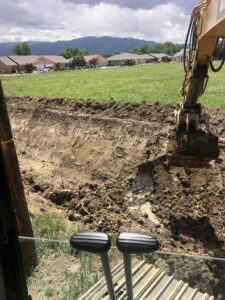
[12,44,22,55]
[70,56,86,69]
[58,47,89,59]
[130,42,183,56]
[12,42,32,55]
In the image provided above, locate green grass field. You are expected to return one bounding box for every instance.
[1,62,225,110]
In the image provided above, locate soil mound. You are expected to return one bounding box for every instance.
[6,96,225,259]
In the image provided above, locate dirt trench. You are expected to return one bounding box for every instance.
[6,96,225,259]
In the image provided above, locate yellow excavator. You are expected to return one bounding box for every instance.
[170,0,225,164]
[176,0,225,131]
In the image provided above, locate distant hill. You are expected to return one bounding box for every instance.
[0,36,155,56]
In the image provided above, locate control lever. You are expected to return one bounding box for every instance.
[70,232,116,300]
[116,232,159,300]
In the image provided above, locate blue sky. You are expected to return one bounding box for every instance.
[0,0,199,43]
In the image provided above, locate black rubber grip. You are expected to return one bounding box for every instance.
[116,232,159,254]
[70,232,111,254]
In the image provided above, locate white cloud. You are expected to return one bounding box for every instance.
[0,0,190,43]
[64,0,198,11]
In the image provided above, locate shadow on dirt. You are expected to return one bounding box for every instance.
[169,215,225,258]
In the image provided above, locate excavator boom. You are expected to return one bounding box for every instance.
[167,0,225,166]
[176,0,225,131]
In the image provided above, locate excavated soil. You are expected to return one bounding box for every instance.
[6,96,225,259]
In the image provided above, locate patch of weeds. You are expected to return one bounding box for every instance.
[28,213,122,299]
[32,212,85,260]
[61,238,122,299]
[45,287,55,298]
[62,252,102,299]
[109,233,122,264]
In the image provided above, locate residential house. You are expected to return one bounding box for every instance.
[0,56,17,73]
[32,56,56,69]
[41,55,69,70]
[107,53,155,66]
[84,55,108,67]
[7,55,68,71]
[172,49,189,62]
[8,55,41,71]
[107,53,137,66]
[149,53,172,62]
[136,54,156,64]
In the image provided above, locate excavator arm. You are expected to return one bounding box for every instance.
[176,0,225,131]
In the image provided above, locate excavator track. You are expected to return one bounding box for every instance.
[80,259,214,300]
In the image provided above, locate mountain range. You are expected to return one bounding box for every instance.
[0,36,155,56]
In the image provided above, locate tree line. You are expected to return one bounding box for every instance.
[10,43,90,58]
[10,42,184,58]
[15,40,225,61]
[130,42,183,56]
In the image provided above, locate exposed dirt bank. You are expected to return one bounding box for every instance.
[6,96,225,260]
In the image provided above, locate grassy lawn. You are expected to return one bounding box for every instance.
[1,62,225,110]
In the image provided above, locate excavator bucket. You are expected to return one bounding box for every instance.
[166,129,219,167]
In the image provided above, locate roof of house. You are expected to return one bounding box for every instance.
[173,49,189,57]
[84,55,107,62]
[8,55,40,65]
[107,53,157,61]
[137,54,155,60]
[34,56,54,64]
[173,49,184,57]
[42,55,68,64]
[8,55,68,65]
[107,53,139,61]
[0,56,17,66]
[149,53,172,59]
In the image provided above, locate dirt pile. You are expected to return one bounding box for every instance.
[6,96,225,259]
